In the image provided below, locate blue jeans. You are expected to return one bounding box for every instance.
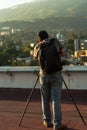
[39,70,62,128]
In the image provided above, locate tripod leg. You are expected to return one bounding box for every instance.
[62,76,86,125]
[19,75,39,126]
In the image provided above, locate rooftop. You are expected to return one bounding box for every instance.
[0,89,87,130]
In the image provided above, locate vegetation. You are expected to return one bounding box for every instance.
[0,0,87,21]
[0,34,32,66]
[0,0,87,31]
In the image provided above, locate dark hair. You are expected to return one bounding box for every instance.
[38,30,49,41]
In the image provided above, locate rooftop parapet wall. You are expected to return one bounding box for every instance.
[0,66,87,89]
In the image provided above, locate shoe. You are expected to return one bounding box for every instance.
[54,125,67,130]
[43,120,53,128]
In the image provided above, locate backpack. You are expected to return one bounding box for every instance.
[38,38,63,74]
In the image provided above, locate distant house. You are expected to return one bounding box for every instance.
[0,27,10,35]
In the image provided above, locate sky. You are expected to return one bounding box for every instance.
[0,0,35,9]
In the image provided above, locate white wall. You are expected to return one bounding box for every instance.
[0,66,87,89]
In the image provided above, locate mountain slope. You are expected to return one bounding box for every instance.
[0,0,87,22]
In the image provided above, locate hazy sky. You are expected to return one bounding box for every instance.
[0,0,35,9]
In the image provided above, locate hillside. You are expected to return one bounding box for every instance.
[0,0,87,31]
[0,0,87,21]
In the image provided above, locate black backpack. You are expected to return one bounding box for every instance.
[38,38,63,74]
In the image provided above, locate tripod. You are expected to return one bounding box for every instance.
[19,74,39,126]
[62,77,86,125]
[19,74,86,126]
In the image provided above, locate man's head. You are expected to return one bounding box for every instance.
[37,30,49,42]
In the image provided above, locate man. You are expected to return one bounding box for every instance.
[33,30,67,130]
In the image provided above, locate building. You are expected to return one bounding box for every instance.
[56,32,65,45]
[74,39,87,64]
